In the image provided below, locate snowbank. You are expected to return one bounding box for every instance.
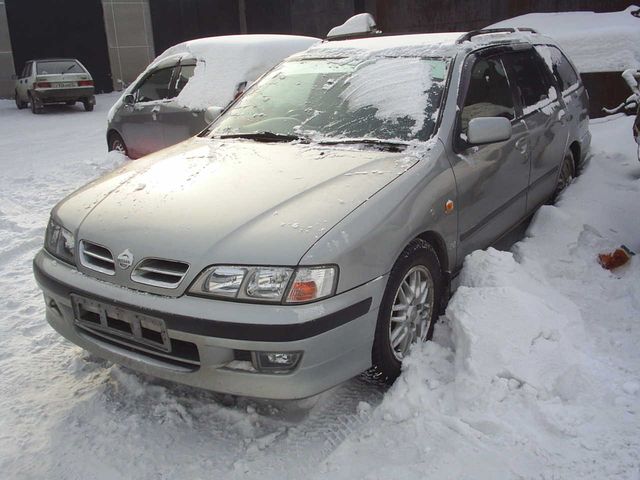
[491,6,640,72]
[316,116,640,479]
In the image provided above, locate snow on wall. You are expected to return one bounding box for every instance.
[491,6,640,73]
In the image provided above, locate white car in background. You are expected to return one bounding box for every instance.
[106,34,320,159]
[14,58,96,114]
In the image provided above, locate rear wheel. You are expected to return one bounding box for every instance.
[29,93,42,114]
[108,132,128,156]
[553,150,575,200]
[372,239,442,383]
[15,91,27,109]
[83,99,94,111]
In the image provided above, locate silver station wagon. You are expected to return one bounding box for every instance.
[34,21,590,399]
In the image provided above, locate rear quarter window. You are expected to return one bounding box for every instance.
[535,45,580,92]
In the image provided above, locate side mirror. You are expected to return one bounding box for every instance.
[204,106,223,123]
[467,117,512,145]
[123,93,135,105]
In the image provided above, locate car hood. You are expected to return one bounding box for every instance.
[56,137,419,289]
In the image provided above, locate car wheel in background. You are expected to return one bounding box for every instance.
[15,91,27,110]
[82,99,94,112]
[108,132,128,156]
[372,239,442,383]
[29,93,42,114]
[554,150,576,200]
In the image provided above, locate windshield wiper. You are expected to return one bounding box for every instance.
[219,132,306,143]
[318,138,408,152]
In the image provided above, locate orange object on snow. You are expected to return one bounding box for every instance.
[598,245,635,270]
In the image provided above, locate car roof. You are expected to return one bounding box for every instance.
[294,29,559,61]
[29,58,80,63]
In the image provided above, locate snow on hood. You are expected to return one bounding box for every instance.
[490,6,640,72]
[153,35,319,110]
[59,137,420,271]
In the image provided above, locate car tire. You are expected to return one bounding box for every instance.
[553,150,575,200]
[108,132,128,156]
[15,91,27,110]
[371,239,442,383]
[29,93,42,114]
[83,99,94,112]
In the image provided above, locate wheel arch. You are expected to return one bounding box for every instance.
[569,141,581,169]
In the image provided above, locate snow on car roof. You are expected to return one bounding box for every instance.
[297,32,463,59]
[149,34,320,110]
[490,6,640,72]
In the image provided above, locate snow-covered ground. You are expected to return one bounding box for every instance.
[0,94,639,479]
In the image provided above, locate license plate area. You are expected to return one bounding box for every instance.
[71,294,171,352]
[51,82,76,88]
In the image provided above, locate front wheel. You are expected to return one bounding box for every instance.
[372,239,442,383]
[108,132,128,156]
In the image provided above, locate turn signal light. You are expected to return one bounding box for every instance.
[287,281,318,302]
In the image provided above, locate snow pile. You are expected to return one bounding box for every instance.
[157,35,318,110]
[491,6,640,72]
[316,116,640,479]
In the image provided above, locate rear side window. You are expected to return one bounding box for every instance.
[36,60,84,75]
[535,45,579,92]
[21,62,32,78]
[173,64,195,95]
[136,67,177,102]
[502,49,553,112]
[460,56,515,133]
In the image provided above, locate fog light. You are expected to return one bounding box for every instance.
[253,351,302,373]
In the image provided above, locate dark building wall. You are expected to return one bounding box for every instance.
[245,0,292,33]
[149,0,241,55]
[5,0,112,93]
[375,0,631,33]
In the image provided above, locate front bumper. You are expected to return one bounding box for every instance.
[33,250,386,399]
[32,87,95,104]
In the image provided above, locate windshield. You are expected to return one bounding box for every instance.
[209,56,450,143]
[36,61,84,75]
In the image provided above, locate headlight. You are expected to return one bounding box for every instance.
[44,217,75,265]
[189,265,337,304]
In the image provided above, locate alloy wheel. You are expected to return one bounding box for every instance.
[388,265,434,361]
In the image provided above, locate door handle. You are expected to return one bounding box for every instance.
[515,138,528,155]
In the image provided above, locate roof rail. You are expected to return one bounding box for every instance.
[456,27,538,44]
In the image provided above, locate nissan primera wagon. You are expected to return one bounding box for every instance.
[34,24,590,399]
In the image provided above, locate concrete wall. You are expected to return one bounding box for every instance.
[102,0,155,91]
[0,1,16,99]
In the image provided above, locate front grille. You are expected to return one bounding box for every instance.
[131,258,189,289]
[78,326,200,371]
[79,240,115,275]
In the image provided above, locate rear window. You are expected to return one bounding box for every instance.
[36,60,84,75]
